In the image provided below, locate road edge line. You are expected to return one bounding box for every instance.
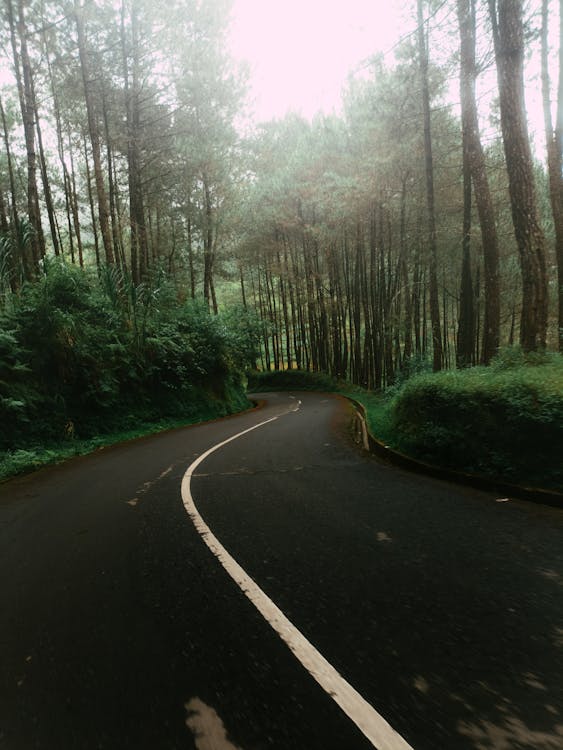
[180,408,414,750]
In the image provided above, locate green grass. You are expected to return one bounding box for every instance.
[248,353,563,492]
[339,388,396,446]
[386,358,563,490]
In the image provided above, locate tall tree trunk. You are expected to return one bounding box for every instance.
[8,0,43,274]
[202,177,214,308]
[239,262,247,308]
[399,177,413,364]
[0,183,17,293]
[412,230,423,354]
[110,151,127,270]
[457,132,475,368]
[417,0,443,371]
[352,224,363,383]
[458,0,500,362]
[277,249,292,368]
[542,0,563,350]
[0,99,18,230]
[32,75,60,257]
[369,208,380,387]
[74,0,114,265]
[187,213,195,298]
[68,135,84,267]
[0,96,20,289]
[34,113,59,257]
[121,0,147,282]
[489,0,548,350]
[83,133,100,268]
[45,36,72,261]
[63,168,75,263]
[102,88,124,270]
[0,184,8,234]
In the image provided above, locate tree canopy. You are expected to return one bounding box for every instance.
[0,0,561,395]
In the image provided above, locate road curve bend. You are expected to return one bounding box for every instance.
[1,392,562,750]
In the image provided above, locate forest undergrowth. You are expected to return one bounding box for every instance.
[0,262,260,481]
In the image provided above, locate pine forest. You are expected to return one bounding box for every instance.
[1,0,562,485]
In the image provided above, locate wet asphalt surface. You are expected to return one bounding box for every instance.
[0,392,562,749]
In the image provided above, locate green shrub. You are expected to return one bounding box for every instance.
[490,345,561,371]
[247,368,339,392]
[388,357,563,489]
[0,261,251,457]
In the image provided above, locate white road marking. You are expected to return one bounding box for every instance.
[134,464,176,501]
[181,403,414,750]
[496,498,510,503]
[158,466,173,480]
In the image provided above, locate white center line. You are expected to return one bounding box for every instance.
[181,402,414,750]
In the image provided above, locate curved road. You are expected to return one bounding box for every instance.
[1,392,562,749]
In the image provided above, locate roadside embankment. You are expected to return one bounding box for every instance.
[247,354,563,502]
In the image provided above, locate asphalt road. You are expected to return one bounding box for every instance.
[1,392,562,750]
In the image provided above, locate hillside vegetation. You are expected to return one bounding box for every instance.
[386,352,563,491]
[0,262,259,479]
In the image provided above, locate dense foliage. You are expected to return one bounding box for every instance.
[246,369,340,392]
[381,350,563,490]
[0,262,260,455]
[0,0,562,487]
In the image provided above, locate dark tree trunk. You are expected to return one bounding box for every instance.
[0,96,20,289]
[33,97,60,257]
[8,0,43,275]
[458,0,500,362]
[122,0,148,281]
[457,137,475,368]
[239,263,247,308]
[542,0,563,350]
[0,184,8,233]
[202,178,214,308]
[83,133,100,268]
[102,88,124,270]
[489,0,548,350]
[68,135,84,267]
[45,38,72,261]
[417,0,443,371]
[75,0,114,266]
[399,177,413,363]
[187,213,195,298]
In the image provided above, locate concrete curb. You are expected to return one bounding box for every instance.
[345,396,563,510]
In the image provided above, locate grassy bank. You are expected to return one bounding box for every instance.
[0,388,252,482]
[248,352,563,492]
[384,355,563,491]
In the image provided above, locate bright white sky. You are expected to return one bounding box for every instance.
[228,0,558,151]
[228,0,410,122]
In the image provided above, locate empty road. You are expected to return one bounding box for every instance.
[1,392,562,749]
